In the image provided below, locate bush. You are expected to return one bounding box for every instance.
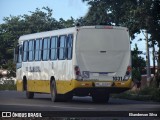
[138,86,160,101]
[112,87,160,102]
[151,88,160,102]
[0,80,16,90]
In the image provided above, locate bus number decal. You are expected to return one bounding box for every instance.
[26,66,41,72]
[113,76,123,81]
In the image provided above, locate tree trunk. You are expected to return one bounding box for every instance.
[152,41,155,75]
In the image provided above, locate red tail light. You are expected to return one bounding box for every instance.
[74,66,81,76]
[74,66,82,80]
[126,66,131,75]
[124,66,132,81]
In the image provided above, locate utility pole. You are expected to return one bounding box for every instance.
[152,41,156,75]
[146,30,151,84]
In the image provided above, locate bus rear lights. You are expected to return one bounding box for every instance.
[111,82,115,87]
[104,26,113,29]
[74,66,82,80]
[123,66,132,80]
[74,66,81,76]
[95,25,113,29]
[126,66,131,75]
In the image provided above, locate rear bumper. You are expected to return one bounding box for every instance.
[70,79,132,95]
[73,79,132,88]
[73,87,130,96]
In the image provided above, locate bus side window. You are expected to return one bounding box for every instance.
[28,40,34,61]
[35,39,39,61]
[67,34,73,60]
[23,41,28,62]
[51,36,58,60]
[39,39,42,60]
[35,38,42,61]
[58,35,67,60]
[42,37,50,61]
[17,45,22,63]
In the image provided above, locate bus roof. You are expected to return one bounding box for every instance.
[18,26,128,42]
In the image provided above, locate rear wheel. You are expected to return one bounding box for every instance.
[50,80,73,102]
[24,80,34,99]
[57,92,73,102]
[92,92,110,103]
[50,80,58,102]
[26,91,34,99]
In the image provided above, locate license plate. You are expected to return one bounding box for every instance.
[95,82,112,87]
[92,73,99,77]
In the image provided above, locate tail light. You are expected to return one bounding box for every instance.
[74,66,82,80]
[126,66,131,75]
[124,66,132,80]
[75,66,80,75]
[95,25,113,29]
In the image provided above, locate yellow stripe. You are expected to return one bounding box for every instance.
[17,79,132,94]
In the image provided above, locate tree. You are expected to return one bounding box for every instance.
[132,44,146,76]
[59,17,75,28]
[0,7,76,78]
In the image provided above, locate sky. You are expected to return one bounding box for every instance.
[0,0,88,23]
[0,0,158,66]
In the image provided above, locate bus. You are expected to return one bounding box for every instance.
[15,25,132,103]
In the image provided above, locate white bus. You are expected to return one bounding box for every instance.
[15,25,132,103]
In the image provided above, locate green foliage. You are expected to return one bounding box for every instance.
[59,17,75,28]
[132,68,141,81]
[132,44,146,81]
[113,86,160,102]
[0,7,76,78]
[0,80,16,90]
[82,0,160,41]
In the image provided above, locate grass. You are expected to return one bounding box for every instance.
[0,80,16,90]
[112,86,160,102]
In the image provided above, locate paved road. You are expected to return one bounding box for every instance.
[0,90,159,118]
[0,90,159,111]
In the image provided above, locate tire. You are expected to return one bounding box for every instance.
[92,92,110,103]
[50,80,58,102]
[26,91,34,99]
[24,78,34,99]
[50,80,73,102]
[58,92,73,102]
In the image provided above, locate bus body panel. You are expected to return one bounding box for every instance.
[16,26,132,96]
[76,27,131,82]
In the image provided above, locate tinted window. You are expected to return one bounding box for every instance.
[17,45,22,63]
[67,34,73,60]
[51,36,58,60]
[23,41,28,62]
[58,35,66,60]
[35,38,42,61]
[28,40,34,61]
[42,37,50,61]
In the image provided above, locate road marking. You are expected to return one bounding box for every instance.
[0,103,95,110]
